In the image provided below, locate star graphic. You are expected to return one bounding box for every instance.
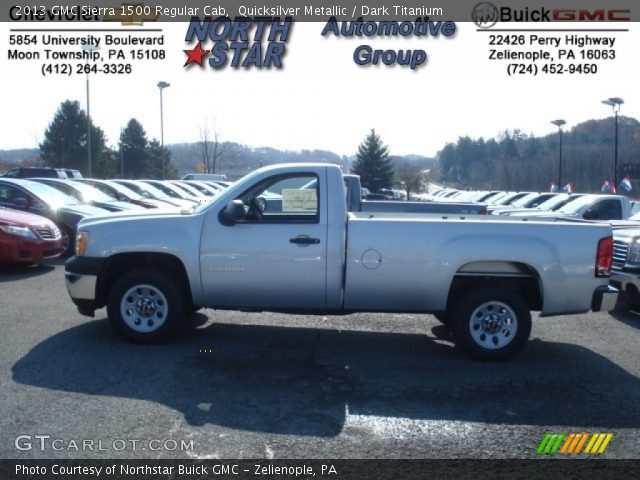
[184,42,210,67]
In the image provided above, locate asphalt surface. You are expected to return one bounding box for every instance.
[1,260,639,459]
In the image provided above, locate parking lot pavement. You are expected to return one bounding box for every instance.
[1,261,640,459]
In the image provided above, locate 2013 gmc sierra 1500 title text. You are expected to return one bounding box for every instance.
[64,164,618,360]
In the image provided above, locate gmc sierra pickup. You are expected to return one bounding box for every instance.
[65,164,617,360]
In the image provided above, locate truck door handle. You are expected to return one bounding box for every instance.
[290,235,320,245]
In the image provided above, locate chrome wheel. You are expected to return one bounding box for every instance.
[120,284,168,333]
[469,301,518,350]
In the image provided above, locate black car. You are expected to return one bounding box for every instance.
[0,178,109,256]
[31,178,144,212]
[1,167,68,179]
[63,169,83,179]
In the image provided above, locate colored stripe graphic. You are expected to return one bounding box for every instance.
[537,433,565,454]
[538,433,613,455]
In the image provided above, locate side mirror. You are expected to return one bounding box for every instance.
[13,197,28,207]
[220,200,246,225]
[583,209,598,220]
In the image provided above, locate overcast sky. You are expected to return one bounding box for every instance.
[0,22,637,157]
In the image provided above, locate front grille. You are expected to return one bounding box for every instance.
[34,226,60,240]
[612,240,629,270]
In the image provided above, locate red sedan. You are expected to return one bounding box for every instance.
[0,207,63,264]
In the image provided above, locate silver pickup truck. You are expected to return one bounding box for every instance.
[65,164,617,360]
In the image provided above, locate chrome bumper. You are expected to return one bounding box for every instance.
[591,285,619,312]
[611,270,640,293]
[65,272,97,301]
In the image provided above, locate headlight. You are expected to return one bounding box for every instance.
[75,231,90,257]
[0,225,37,239]
[628,241,640,263]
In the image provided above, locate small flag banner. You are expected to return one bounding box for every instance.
[601,180,616,194]
[537,432,613,455]
[619,176,633,192]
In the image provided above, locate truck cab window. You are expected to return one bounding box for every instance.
[237,173,319,223]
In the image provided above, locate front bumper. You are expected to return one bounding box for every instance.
[611,269,640,302]
[0,238,62,263]
[591,285,619,312]
[65,256,104,317]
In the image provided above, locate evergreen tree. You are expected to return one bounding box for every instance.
[119,119,150,178]
[40,100,109,176]
[352,129,394,192]
[147,139,177,179]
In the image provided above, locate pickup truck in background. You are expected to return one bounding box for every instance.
[508,194,633,222]
[609,227,640,309]
[65,164,617,361]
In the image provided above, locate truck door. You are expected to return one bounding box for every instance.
[200,171,328,310]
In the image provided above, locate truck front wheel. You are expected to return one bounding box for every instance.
[449,287,531,361]
[106,268,187,343]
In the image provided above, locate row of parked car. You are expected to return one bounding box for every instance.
[0,167,231,263]
[426,187,640,223]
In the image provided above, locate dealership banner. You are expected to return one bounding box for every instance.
[1,1,638,21]
[5,460,640,479]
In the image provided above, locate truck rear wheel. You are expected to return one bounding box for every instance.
[449,287,531,361]
[106,268,187,343]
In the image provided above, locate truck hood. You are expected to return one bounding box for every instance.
[78,208,193,229]
[613,227,640,240]
[609,220,640,230]
[59,204,112,217]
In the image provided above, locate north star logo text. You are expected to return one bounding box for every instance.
[183,16,292,69]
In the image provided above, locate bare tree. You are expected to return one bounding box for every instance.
[198,121,227,174]
[396,163,428,200]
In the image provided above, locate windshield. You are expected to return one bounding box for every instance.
[171,182,203,197]
[70,183,115,202]
[101,181,143,200]
[557,195,597,214]
[121,181,171,200]
[510,193,540,208]
[536,194,569,210]
[486,192,509,204]
[25,181,79,208]
[144,181,184,198]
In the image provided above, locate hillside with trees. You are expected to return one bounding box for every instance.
[432,116,640,193]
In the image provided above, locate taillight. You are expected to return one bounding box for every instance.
[595,236,613,278]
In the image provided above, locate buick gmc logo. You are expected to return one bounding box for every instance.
[472,2,499,29]
[471,2,630,28]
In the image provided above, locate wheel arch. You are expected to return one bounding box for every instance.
[95,252,193,309]
[446,261,543,312]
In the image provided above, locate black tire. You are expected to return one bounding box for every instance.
[449,287,531,361]
[106,267,187,343]
[60,225,75,257]
[434,313,450,325]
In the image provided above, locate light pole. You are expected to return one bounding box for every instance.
[551,119,566,189]
[119,127,124,178]
[82,44,97,177]
[601,97,624,187]
[157,81,170,179]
